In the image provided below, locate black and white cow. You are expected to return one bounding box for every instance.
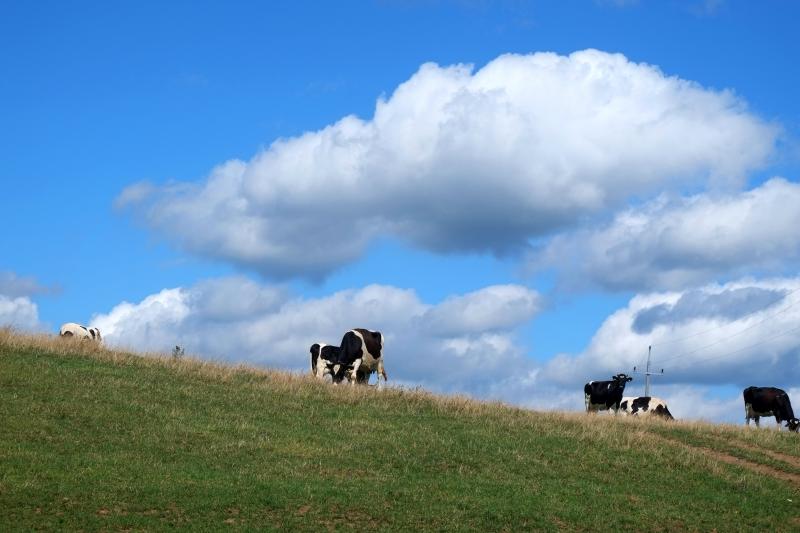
[59,322,102,342]
[332,328,387,386]
[619,396,674,420]
[584,374,633,414]
[309,343,340,380]
[743,386,800,432]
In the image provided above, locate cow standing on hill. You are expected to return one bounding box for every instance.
[619,396,674,420]
[59,322,102,342]
[743,386,800,432]
[584,374,633,414]
[309,343,340,380]
[332,328,387,386]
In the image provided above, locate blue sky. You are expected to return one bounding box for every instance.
[2,1,800,422]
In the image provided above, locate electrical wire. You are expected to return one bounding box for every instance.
[651,289,800,365]
[649,286,800,348]
[669,323,800,368]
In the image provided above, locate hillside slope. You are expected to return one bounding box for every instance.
[1,330,799,531]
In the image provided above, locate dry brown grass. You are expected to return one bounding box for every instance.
[3,326,797,469]
[4,327,800,530]
[0,327,789,441]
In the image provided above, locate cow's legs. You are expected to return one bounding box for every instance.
[317,363,331,380]
[584,394,591,413]
[376,360,387,389]
[754,416,760,428]
[349,359,362,385]
[332,364,344,384]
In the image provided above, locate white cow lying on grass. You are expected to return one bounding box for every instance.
[59,322,102,342]
[619,396,674,420]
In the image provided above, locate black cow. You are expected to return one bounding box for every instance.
[332,328,387,386]
[584,373,633,414]
[619,396,674,420]
[309,343,340,380]
[743,386,800,432]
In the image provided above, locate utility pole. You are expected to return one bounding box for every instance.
[633,345,664,397]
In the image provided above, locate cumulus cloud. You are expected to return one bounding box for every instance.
[631,286,785,334]
[660,386,743,424]
[0,271,58,298]
[120,49,776,280]
[0,271,49,331]
[89,275,796,423]
[421,285,540,337]
[535,178,800,291]
[91,277,542,400]
[540,277,800,389]
[0,295,41,330]
[113,181,156,210]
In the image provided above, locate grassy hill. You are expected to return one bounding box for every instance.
[1,329,799,531]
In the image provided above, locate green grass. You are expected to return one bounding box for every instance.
[650,424,800,477]
[1,330,800,531]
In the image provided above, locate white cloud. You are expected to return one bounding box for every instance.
[114,181,156,210]
[535,178,800,291]
[540,277,800,390]
[89,275,800,424]
[662,386,743,424]
[120,49,776,279]
[0,271,58,298]
[0,271,49,331]
[91,277,542,400]
[421,284,540,337]
[0,295,41,331]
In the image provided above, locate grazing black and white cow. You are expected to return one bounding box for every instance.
[332,328,387,386]
[309,343,340,380]
[619,396,674,420]
[584,374,633,414]
[59,322,102,342]
[743,386,800,432]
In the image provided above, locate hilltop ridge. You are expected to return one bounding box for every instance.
[1,329,799,531]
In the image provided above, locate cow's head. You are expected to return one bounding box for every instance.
[331,364,352,384]
[613,373,633,384]
[786,418,800,432]
[89,327,102,342]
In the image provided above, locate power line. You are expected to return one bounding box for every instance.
[674,323,800,368]
[631,345,665,396]
[650,286,800,349]
[652,291,800,365]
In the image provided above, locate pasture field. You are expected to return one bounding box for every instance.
[1,329,800,531]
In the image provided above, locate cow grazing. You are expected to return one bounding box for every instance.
[59,322,102,342]
[584,373,633,414]
[332,328,387,386]
[309,343,340,380]
[619,396,674,420]
[743,386,800,432]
